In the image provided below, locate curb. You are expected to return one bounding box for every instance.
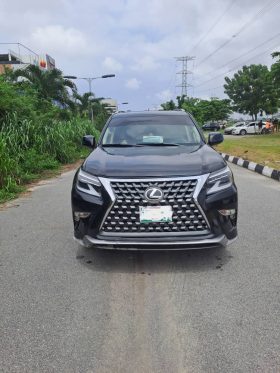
[220,153,280,182]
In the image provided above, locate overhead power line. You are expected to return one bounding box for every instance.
[196,0,280,68]
[195,32,280,88]
[194,43,280,94]
[189,0,237,53]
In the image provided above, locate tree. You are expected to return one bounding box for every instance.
[202,98,232,122]
[12,65,77,107]
[181,97,232,125]
[271,52,280,100]
[74,92,96,118]
[160,95,232,125]
[161,100,176,110]
[224,64,278,120]
[176,95,187,108]
[0,76,38,122]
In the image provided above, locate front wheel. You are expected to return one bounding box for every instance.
[240,129,246,135]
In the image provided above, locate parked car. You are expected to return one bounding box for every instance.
[232,121,260,135]
[202,122,220,131]
[71,110,238,250]
[224,122,246,134]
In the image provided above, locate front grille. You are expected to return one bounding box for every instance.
[101,179,209,234]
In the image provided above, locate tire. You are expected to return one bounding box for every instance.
[240,129,246,135]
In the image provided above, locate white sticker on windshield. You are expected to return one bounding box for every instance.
[142,136,163,143]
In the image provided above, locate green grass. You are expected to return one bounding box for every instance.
[216,132,280,170]
[0,115,100,203]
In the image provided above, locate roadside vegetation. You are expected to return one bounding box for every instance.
[0,66,109,203]
[216,133,280,170]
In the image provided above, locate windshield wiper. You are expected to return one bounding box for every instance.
[136,142,180,146]
[102,143,143,147]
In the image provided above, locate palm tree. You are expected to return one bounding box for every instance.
[13,65,77,107]
[73,92,105,119]
[73,92,94,117]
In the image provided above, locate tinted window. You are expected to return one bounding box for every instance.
[102,115,202,145]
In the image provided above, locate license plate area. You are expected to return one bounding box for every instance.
[139,206,173,223]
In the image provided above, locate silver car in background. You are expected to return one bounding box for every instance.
[224,122,245,134]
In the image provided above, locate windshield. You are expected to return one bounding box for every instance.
[101,115,202,146]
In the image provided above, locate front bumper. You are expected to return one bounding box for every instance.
[75,234,237,250]
[72,172,238,250]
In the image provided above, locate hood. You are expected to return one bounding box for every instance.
[83,144,226,178]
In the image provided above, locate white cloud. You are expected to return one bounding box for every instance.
[1,0,278,110]
[125,78,141,90]
[103,57,123,72]
[29,25,89,56]
[131,56,160,71]
[156,89,173,101]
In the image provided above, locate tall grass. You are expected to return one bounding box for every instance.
[0,114,99,201]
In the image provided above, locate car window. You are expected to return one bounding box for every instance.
[101,115,202,145]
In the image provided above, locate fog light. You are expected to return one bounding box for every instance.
[218,209,236,216]
[74,212,91,221]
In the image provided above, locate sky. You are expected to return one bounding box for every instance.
[0,0,280,112]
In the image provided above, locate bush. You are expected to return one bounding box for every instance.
[0,115,100,199]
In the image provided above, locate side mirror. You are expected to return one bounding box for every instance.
[208,132,223,146]
[82,135,96,148]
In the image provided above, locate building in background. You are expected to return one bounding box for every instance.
[0,43,55,74]
[101,98,118,113]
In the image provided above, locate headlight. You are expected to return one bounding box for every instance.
[76,169,101,197]
[207,166,233,195]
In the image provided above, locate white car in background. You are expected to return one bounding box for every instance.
[224,121,246,134]
[232,121,260,135]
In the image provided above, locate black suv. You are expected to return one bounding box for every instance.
[72,111,237,250]
[202,122,220,131]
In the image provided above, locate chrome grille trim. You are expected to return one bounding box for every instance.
[99,175,210,233]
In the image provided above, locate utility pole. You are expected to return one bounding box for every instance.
[175,56,195,97]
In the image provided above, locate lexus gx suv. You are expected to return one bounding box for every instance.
[71,111,238,250]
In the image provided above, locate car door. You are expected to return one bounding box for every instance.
[248,122,257,134]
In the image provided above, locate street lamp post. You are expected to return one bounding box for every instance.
[80,74,116,94]
[64,74,115,122]
[119,102,129,112]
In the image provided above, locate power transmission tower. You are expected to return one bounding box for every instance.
[175,56,195,96]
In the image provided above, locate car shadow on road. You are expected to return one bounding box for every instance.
[75,245,234,274]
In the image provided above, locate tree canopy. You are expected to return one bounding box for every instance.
[12,65,77,108]
[271,52,280,100]
[161,96,232,125]
[0,66,111,128]
[224,63,279,119]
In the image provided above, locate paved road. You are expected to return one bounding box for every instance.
[0,165,279,373]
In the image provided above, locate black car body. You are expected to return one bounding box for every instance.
[202,122,220,131]
[72,111,238,250]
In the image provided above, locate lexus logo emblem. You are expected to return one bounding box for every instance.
[144,187,164,202]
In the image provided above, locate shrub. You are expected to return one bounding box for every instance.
[0,115,99,199]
